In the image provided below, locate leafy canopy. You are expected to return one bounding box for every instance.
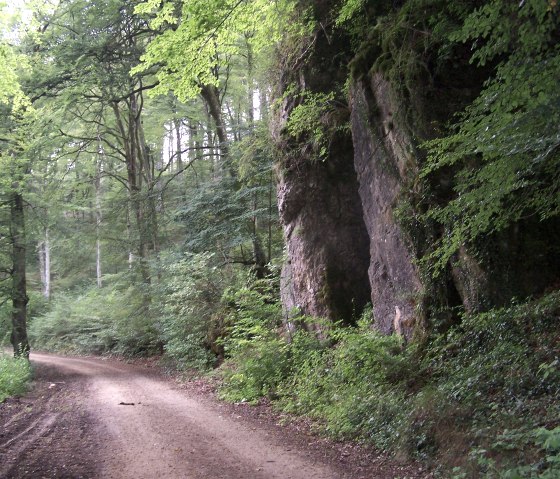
[133,0,295,100]
[423,0,560,270]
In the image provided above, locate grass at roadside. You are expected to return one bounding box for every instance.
[0,353,31,402]
[218,286,560,478]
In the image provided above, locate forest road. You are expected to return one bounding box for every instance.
[0,352,428,479]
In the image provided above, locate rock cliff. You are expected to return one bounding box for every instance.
[273,14,371,330]
[349,75,423,337]
[273,0,560,338]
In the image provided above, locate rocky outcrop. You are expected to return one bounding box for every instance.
[349,76,424,337]
[273,1,371,330]
[273,0,560,338]
[451,221,560,314]
[276,131,372,327]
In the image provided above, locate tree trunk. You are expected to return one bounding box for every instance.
[10,192,29,358]
[205,114,219,179]
[38,227,51,299]
[95,161,103,288]
[200,84,229,161]
[113,94,151,285]
[173,118,183,171]
[126,199,134,268]
[245,36,255,128]
[259,88,269,124]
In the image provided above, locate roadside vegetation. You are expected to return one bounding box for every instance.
[218,285,560,478]
[17,270,560,477]
[0,353,31,403]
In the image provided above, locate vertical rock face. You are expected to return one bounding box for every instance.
[273,1,371,328]
[276,130,372,326]
[274,0,560,337]
[451,221,560,314]
[349,76,424,337]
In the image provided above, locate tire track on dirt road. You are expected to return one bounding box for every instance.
[1,352,430,479]
[5,353,342,479]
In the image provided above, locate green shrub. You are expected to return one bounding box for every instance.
[220,293,415,448]
[28,252,241,367]
[29,274,159,355]
[27,289,50,322]
[155,252,226,370]
[421,291,560,474]
[219,275,288,402]
[454,426,560,479]
[0,353,31,402]
[280,324,412,449]
[220,336,291,402]
[218,283,560,475]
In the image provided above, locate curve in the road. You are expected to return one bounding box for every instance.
[29,352,342,479]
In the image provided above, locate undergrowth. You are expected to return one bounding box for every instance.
[0,353,31,402]
[28,253,233,367]
[29,277,159,356]
[218,286,560,477]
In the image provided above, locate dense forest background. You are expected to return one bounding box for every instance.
[1,0,559,476]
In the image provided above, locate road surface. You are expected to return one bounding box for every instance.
[0,352,429,478]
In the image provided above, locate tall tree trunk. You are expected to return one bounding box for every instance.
[173,118,183,171]
[245,36,255,128]
[127,201,134,268]
[112,101,136,269]
[38,239,45,291]
[192,121,204,163]
[200,84,229,162]
[244,37,267,276]
[113,96,151,285]
[10,192,29,358]
[205,115,219,179]
[188,120,197,163]
[259,88,269,124]
[252,233,267,279]
[38,227,51,299]
[134,92,160,276]
[95,160,103,288]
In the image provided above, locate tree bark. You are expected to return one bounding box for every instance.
[38,227,51,299]
[245,36,255,128]
[112,95,151,285]
[259,88,269,124]
[173,118,183,171]
[200,84,229,161]
[10,191,29,358]
[95,159,103,288]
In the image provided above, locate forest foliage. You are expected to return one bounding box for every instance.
[0,352,30,402]
[0,0,559,477]
[423,0,560,270]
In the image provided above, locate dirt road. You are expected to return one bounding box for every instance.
[0,352,428,479]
